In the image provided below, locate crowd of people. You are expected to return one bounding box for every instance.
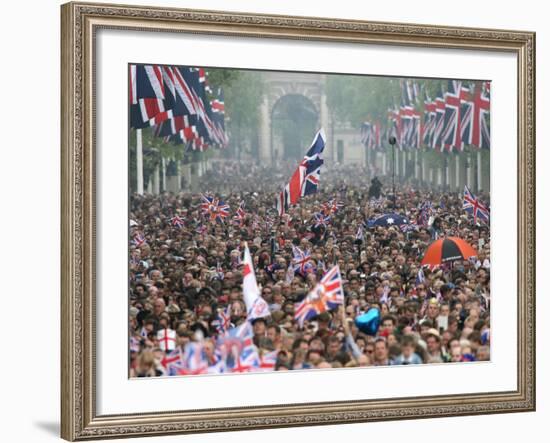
[128,160,490,377]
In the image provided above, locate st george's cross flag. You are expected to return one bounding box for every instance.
[276,129,326,216]
[294,265,345,328]
[157,328,177,352]
[242,244,270,320]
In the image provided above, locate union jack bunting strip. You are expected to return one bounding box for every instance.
[472,82,491,149]
[432,86,446,151]
[463,186,490,225]
[459,84,474,151]
[292,245,314,276]
[276,129,326,216]
[313,212,331,228]
[360,121,382,150]
[294,265,345,328]
[422,91,437,147]
[129,64,229,150]
[170,215,185,228]
[200,194,230,223]
[442,80,462,152]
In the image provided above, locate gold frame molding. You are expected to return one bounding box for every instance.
[61,1,536,440]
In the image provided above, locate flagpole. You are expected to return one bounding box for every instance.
[476,150,482,192]
[136,128,144,195]
[389,136,397,210]
[161,157,166,192]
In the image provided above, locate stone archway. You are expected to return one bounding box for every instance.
[258,71,331,165]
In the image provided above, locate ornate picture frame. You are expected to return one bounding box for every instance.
[61,1,535,440]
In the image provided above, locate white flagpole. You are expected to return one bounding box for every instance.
[136,128,144,195]
[476,150,482,192]
[161,157,166,192]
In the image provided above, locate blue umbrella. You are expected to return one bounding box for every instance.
[367,213,410,228]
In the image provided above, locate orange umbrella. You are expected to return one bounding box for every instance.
[421,237,477,266]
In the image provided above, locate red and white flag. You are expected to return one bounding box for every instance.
[242,244,270,320]
[157,328,176,352]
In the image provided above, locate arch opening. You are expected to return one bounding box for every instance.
[270,94,319,161]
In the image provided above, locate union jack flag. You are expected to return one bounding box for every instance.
[233,200,246,226]
[212,305,232,334]
[417,201,434,227]
[170,215,184,228]
[162,347,184,372]
[130,335,141,353]
[230,347,261,373]
[368,196,386,210]
[200,194,230,223]
[132,232,146,247]
[400,222,417,233]
[258,350,278,372]
[214,260,225,280]
[177,342,209,376]
[294,265,345,327]
[321,199,343,215]
[276,129,326,216]
[415,268,425,286]
[313,212,331,228]
[217,321,260,373]
[196,224,208,235]
[463,186,490,225]
[218,321,255,357]
[292,245,314,276]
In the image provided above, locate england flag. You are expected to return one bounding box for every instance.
[242,244,270,320]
